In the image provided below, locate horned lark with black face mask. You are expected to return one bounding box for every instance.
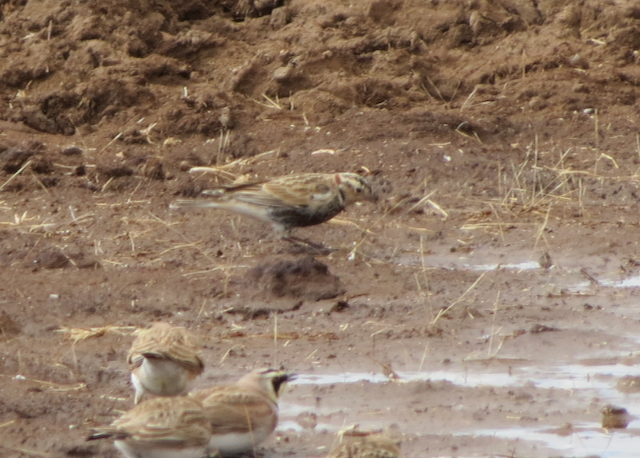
[190,368,295,456]
[87,396,212,458]
[171,172,377,240]
[128,322,204,404]
[327,433,402,458]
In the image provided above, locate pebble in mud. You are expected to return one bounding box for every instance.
[617,375,640,393]
[0,311,21,339]
[601,404,631,429]
[295,412,318,430]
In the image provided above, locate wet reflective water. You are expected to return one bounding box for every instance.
[395,253,542,272]
[279,253,640,455]
[282,362,640,456]
[468,260,541,271]
[571,275,640,292]
[399,251,640,294]
[471,425,640,458]
[291,363,640,394]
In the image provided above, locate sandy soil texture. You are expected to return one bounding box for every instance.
[2,1,640,457]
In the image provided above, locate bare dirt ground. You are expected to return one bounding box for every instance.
[3,0,640,457]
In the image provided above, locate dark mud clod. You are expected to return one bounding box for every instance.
[247,256,346,301]
[0,311,21,339]
[530,324,560,334]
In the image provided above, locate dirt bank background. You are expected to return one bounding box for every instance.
[2,0,640,457]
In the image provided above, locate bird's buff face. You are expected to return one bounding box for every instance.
[337,173,378,205]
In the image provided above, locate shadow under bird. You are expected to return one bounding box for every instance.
[87,396,212,458]
[171,172,377,241]
[189,368,295,456]
[128,322,204,404]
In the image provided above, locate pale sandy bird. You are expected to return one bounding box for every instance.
[328,434,402,458]
[190,368,295,456]
[87,396,212,458]
[171,172,377,240]
[128,322,204,404]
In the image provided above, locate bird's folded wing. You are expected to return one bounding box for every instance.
[127,422,209,446]
[113,407,210,446]
[200,392,273,433]
[256,180,334,207]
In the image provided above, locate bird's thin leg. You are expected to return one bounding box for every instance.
[282,235,336,255]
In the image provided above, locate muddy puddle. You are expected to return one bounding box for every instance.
[474,426,640,458]
[280,359,640,457]
[271,246,640,457]
[394,252,542,272]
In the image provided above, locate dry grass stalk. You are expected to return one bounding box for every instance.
[418,341,430,372]
[460,222,534,231]
[423,75,450,108]
[460,85,478,111]
[190,150,277,176]
[0,420,15,429]
[431,272,486,325]
[1,374,86,392]
[99,132,122,153]
[337,425,385,438]
[310,148,337,155]
[533,204,552,251]
[347,188,446,261]
[0,159,32,191]
[272,313,278,368]
[252,93,283,110]
[405,190,435,213]
[180,264,251,278]
[214,129,231,165]
[0,445,51,457]
[498,144,582,214]
[0,211,55,232]
[487,291,505,358]
[30,172,51,195]
[251,332,301,340]
[219,343,249,366]
[148,211,231,267]
[55,325,136,343]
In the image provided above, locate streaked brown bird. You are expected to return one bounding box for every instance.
[171,172,377,240]
[189,368,295,455]
[327,434,402,458]
[87,396,212,458]
[127,322,204,404]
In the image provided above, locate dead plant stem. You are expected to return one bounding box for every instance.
[431,272,486,325]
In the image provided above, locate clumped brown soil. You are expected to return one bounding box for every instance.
[3,0,640,457]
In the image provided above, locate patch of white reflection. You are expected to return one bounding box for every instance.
[467,260,541,271]
[470,425,640,458]
[293,363,640,394]
[286,365,640,455]
[292,372,391,385]
[278,419,335,433]
[394,254,541,272]
[571,275,640,292]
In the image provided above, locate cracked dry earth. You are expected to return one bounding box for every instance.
[3,0,640,457]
